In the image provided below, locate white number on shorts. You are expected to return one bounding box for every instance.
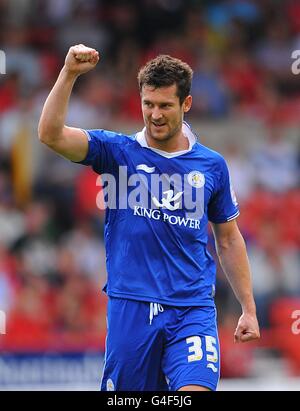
[186,336,203,362]
[205,336,218,363]
[186,335,218,363]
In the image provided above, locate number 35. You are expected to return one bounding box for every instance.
[186,336,218,363]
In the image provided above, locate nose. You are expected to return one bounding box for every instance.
[151,106,163,121]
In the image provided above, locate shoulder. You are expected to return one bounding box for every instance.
[194,142,227,168]
[85,129,137,147]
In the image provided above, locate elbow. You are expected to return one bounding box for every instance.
[38,123,60,147]
[215,242,229,259]
[38,132,47,145]
[38,122,49,145]
[216,234,246,257]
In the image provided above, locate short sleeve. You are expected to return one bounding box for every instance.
[75,129,121,174]
[208,157,240,223]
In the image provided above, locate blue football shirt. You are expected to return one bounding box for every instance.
[76,122,239,306]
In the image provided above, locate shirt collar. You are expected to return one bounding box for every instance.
[135,122,197,159]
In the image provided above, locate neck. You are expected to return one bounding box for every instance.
[146,127,189,153]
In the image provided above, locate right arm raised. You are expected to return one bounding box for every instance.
[38,45,100,162]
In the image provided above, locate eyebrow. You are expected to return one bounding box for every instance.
[143,99,174,106]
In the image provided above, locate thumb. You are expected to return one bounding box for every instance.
[239,332,254,342]
[234,324,245,343]
[235,327,258,343]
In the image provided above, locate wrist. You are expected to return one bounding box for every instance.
[242,304,257,316]
[61,66,80,81]
[241,297,257,315]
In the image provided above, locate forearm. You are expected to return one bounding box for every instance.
[38,67,78,145]
[216,232,256,314]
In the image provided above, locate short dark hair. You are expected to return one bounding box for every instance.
[138,55,193,105]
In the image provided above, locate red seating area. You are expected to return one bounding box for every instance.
[239,189,300,247]
[268,298,300,375]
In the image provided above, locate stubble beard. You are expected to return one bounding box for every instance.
[147,118,182,143]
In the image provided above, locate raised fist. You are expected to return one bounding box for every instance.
[64,44,100,76]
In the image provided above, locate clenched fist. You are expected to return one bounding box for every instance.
[64,44,100,76]
[234,312,260,343]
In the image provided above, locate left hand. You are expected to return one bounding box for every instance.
[234,313,260,343]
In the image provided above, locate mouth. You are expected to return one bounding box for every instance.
[152,122,166,129]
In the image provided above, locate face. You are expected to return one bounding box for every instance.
[141,84,192,145]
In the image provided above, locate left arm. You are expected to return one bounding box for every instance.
[211,219,260,343]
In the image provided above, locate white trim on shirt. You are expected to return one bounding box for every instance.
[135,122,197,159]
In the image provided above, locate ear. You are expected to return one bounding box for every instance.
[183,95,192,113]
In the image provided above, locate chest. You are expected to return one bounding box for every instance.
[107,147,219,217]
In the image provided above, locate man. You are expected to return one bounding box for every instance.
[38,44,260,391]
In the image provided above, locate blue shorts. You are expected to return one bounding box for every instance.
[101,297,220,391]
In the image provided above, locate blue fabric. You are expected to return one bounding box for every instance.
[76,124,239,306]
[101,297,220,391]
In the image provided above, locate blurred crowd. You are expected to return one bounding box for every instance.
[0,0,300,378]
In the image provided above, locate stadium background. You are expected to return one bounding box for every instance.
[0,0,299,390]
